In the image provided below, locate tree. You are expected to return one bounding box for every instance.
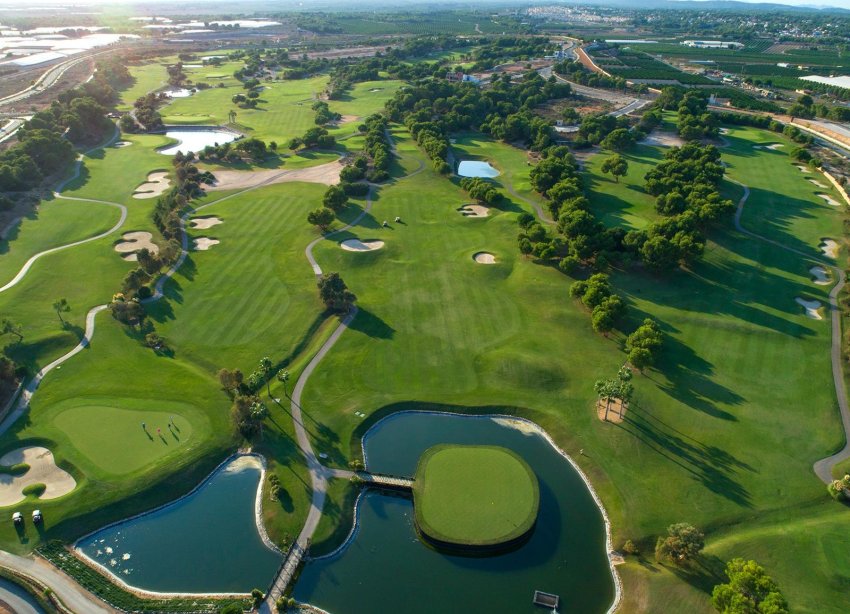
[52,298,70,325]
[307,207,335,231]
[1,319,23,343]
[626,319,663,371]
[318,272,356,313]
[655,523,705,565]
[322,185,348,212]
[711,558,788,614]
[600,154,628,183]
[600,128,635,151]
[276,369,290,398]
[259,356,273,397]
[218,368,243,393]
[250,400,268,438]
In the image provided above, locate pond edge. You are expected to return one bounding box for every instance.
[71,451,282,599]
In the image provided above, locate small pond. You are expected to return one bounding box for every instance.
[76,455,281,594]
[163,88,194,98]
[457,160,500,178]
[293,412,616,614]
[158,129,238,155]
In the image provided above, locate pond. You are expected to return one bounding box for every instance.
[158,129,238,155]
[76,455,282,594]
[457,160,500,178]
[294,412,616,614]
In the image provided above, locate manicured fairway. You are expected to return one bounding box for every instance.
[300,126,847,613]
[162,76,328,144]
[54,405,194,475]
[413,445,538,547]
[0,200,120,287]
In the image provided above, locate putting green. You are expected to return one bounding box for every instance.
[54,405,193,475]
[413,445,539,548]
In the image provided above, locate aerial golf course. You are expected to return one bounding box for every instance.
[0,51,848,614]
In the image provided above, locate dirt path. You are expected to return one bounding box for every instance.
[206,159,344,192]
[731,179,850,483]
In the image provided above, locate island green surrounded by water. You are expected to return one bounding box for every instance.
[413,444,539,548]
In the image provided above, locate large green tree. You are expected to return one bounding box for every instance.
[711,559,788,614]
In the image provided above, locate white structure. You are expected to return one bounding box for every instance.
[682,40,744,49]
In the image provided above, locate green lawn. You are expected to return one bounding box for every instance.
[298,126,848,612]
[413,444,538,546]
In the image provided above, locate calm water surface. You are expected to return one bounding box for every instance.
[159,129,237,155]
[294,412,615,614]
[77,456,281,593]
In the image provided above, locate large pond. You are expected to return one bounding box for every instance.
[76,456,282,594]
[294,412,616,614]
[158,129,238,155]
[457,160,500,178]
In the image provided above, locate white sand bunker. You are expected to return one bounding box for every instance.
[810,265,831,285]
[796,297,823,320]
[207,159,343,191]
[817,193,841,207]
[0,446,76,507]
[115,231,159,261]
[335,114,358,125]
[190,216,223,230]
[641,131,685,148]
[809,179,828,189]
[193,237,220,251]
[473,252,496,264]
[796,165,810,173]
[340,239,384,252]
[132,172,170,199]
[459,204,490,218]
[754,143,783,150]
[113,141,132,148]
[820,238,839,258]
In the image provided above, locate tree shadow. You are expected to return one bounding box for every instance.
[613,401,754,508]
[348,307,395,340]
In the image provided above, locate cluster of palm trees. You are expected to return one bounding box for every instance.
[593,366,633,421]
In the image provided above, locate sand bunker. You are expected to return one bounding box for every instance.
[642,131,685,148]
[113,141,132,148]
[335,114,358,125]
[796,165,810,173]
[820,239,839,258]
[473,252,496,264]
[190,216,223,230]
[114,231,159,261]
[132,171,170,199]
[809,179,828,189]
[796,297,823,320]
[340,239,384,252]
[810,265,831,285]
[459,204,490,218]
[207,160,343,191]
[754,143,783,150]
[0,446,76,506]
[817,193,841,207]
[193,237,220,251]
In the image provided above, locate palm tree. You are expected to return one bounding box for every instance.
[52,298,70,325]
[276,369,290,398]
[250,400,268,439]
[259,356,273,397]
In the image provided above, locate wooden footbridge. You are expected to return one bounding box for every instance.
[356,471,414,491]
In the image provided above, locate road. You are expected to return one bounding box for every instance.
[538,65,651,116]
[0,551,115,613]
[0,49,117,109]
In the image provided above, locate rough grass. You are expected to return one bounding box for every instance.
[413,444,538,546]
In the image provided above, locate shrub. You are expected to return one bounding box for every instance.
[623,539,640,555]
[22,483,46,497]
[655,523,704,565]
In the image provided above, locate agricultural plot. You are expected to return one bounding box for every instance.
[590,48,713,84]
